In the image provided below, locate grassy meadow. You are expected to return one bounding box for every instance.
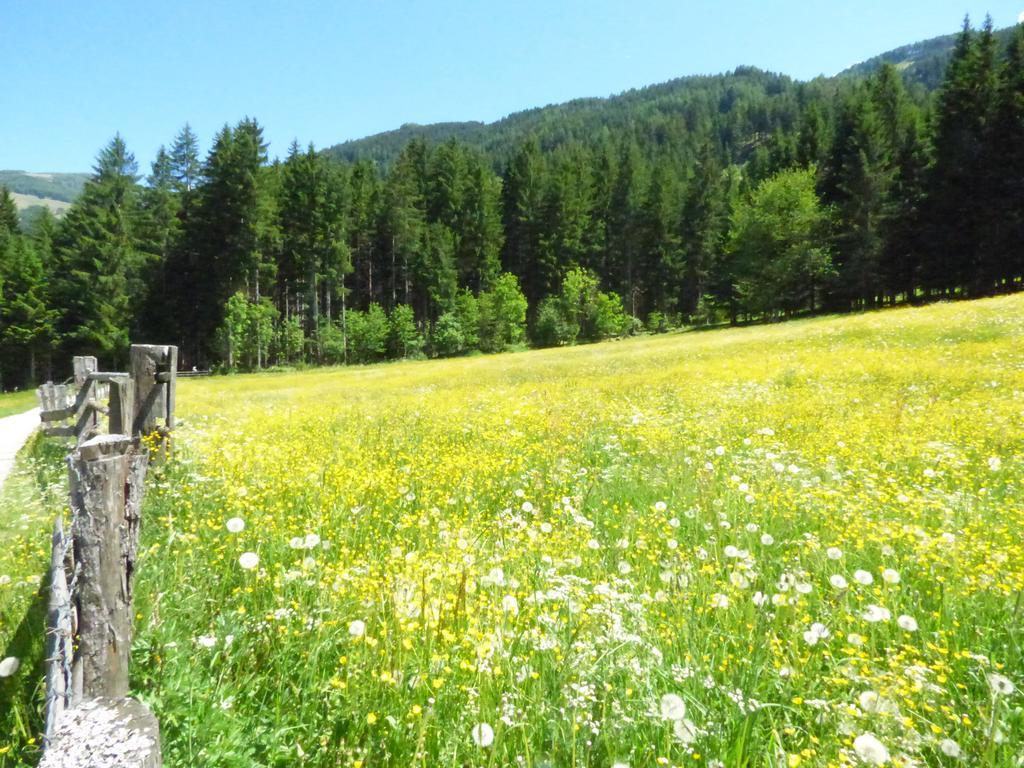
[0,390,37,419]
[2,296,1024,766]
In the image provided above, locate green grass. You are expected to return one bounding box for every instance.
[2,296,1024,766]
[0,391,37,419]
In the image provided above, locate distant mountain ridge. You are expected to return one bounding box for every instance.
[838,24,1018,89]
[325,23,1017,166]
[0,170,89,203]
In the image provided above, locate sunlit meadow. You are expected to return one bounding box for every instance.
[3,296,1024,767]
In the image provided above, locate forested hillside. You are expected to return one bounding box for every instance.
[0,17,1022,389]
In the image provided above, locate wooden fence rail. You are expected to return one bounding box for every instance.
[35,344,177,767]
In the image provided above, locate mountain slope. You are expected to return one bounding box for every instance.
[839,24,1018,89]
[325,24,1017,167]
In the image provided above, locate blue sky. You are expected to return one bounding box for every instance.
[3,1,1023,173]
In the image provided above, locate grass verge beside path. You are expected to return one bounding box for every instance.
[0,391,37,419]
[0,435,67,767]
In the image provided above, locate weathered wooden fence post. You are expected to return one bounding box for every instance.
[130,345,177,438]
[40,433,161,766]
[73,356,99,441]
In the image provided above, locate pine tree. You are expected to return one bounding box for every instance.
[52,134,144,364]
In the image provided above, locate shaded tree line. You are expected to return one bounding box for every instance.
[1,18,1021,387]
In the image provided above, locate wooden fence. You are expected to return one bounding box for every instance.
[35,344,177,768]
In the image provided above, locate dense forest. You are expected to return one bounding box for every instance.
[0,18,1022,387]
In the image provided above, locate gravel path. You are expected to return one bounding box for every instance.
[0,408,39,492]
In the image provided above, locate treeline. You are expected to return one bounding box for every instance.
[0,19,1021,387]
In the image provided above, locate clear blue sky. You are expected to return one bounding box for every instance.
[3,1,1022,173]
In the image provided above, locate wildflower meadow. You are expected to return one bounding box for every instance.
[2,295,1023,767]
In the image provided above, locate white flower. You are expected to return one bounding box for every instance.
[611,763,630,768]
[673,718,698,744]
[714,445,726,456]
[304,533,321,549]
[882,568,900,584]
[862,604,891,623]
[854,569,874,586]
[289,536,305,549]
[666,538,678,550]
[669,517,680,528]
[654,501,667,512]
[196,635,217,649]
[482,567,506,587]
[521,501,534,513]
[752,591,768,607]
[847,633,865,646]
[827,546,843,560]
[988,456,1002,471]
[723,545,739,558]
[830,574,849,589]
[803,622,830,646]
[660,693,687,721]
[617,561,633,575]
[539,522,552,534]
[796,582,813,594]
[587,538,601,550]
[987,673,1016,696]
[0,656,21,677]
[853,733,889,765]
[897,614,918,632]
[710,593,730,609]
[502,595,519,615]
[858,690,880,712]
[348,619,366,638]
[225,517,245,533]
[939,738,961,758]
[238,552,259,570]
[471,722,495,748]
[760,533,775,546]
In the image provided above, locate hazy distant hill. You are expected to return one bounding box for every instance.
[326,24,1016,167]
[1,170,89,227]
[839,25,1017,89]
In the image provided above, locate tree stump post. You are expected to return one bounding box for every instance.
[68,435,149,703]
[130,345,177,442]
[39,697,161,768]
[73,357,99,440]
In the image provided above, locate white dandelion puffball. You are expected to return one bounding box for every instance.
[988,456,1002,471]
[660,693,687,721]
[752,591,768,607]
[304,533,321,549]
[0,656,20,677]
[858,690,880,712]
[673,718,698,744]
[882,568,901,584]
[521,501,534,513]
[714,445,726,456]
[826,546,843,560]
[897,614,918,632]
[987,672,1016,696]
[853,733,890,765]
[612,763,631,768]
[225,517,245,533]
[238,552,259,570]
[939,738,961,758]
[760,533,775,546]
[348,619,366,638]
[803,622,830,645]
[862,604,891,623]
[854,569,874,586]
[502,595,519,615]
[830,574,849,590]
[654,500,667,512]
[196,635,217,649]
[471,722,495,748]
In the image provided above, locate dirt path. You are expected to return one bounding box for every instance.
[0,409,39,492]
